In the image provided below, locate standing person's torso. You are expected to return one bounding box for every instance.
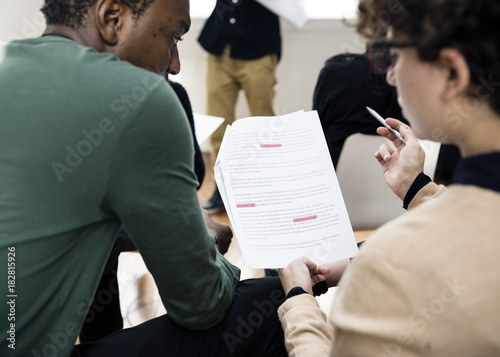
[198,0,281,60]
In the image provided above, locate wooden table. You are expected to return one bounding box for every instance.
[354,230,372,244]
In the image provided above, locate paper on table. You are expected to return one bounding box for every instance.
[193,113,225,146]
[255,0,307,29]
[215,110,358,269]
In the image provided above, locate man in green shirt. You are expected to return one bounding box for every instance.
[0,0,287,356]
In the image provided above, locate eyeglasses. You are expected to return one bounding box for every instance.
[367,41,417,74]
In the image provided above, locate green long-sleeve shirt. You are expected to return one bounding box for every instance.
[0,37,240,356]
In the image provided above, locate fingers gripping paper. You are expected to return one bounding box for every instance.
[214,110,358,268]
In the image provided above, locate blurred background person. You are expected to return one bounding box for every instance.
[198,0,281,213]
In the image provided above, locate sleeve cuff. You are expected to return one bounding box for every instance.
[286,286,309,299]
[278,293,322,322]
[312,281,328,297]
[403,172,432,210]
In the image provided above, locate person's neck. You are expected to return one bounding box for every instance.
[42,25,100,50]
[456,107,500,158]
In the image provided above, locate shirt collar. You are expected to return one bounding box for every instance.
[453,152,500,193]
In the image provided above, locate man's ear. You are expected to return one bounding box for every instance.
[94,0,126,45]
[439,48,471,102]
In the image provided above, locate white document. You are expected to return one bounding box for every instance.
[215,110,358,268]
[255,0,307,29]
[193,113,225,146]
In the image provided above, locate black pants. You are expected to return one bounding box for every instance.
[73,277,287,357]
[79,229,126,343]
[79,266,123,343]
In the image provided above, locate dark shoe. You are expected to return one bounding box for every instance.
[202,188,225,214]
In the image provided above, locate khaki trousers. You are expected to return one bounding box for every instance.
[206,45,278,162]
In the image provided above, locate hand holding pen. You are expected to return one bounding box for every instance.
[366,106,406,144]
[370,113,426,201]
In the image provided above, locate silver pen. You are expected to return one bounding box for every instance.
[366,106,406,144]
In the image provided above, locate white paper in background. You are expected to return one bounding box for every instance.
[255,0,307,28]
[193,113,225,146]
[215,110,358,269]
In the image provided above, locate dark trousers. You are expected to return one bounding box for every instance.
[78,266,123,343]
[73,277,287,357]
[79,229,127,343]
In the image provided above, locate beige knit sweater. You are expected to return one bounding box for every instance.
[279,183,500,356]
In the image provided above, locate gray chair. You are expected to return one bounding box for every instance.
[336,133,441,230]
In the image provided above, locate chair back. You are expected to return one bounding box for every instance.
[336,133,441,230]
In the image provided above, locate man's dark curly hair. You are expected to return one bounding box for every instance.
[41,0,155,28]
[356,0,500,115]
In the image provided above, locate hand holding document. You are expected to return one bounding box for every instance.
[215,110,358,268]
[255,0,307,28]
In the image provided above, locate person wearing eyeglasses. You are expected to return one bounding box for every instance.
[313,51,461,183]
[278,0,500,355]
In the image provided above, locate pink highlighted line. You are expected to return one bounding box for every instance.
[260,144,282,148]
[236,203,256,208]
[293,215,318,223]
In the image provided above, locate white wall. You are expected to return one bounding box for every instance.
[0,0,45,42]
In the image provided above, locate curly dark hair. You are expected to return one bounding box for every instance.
[41,0,155,28]
[356,0,500,114]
